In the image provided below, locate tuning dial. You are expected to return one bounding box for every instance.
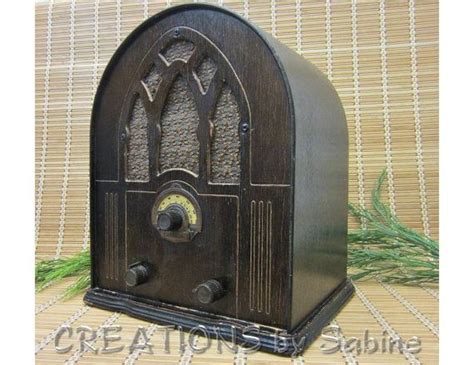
[194,279,225,304]
[125,263,149,287]
[156,209,183,231]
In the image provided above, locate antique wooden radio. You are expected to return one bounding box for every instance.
[85,4,354,355]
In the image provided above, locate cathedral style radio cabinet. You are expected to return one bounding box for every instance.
[85,4,354,355]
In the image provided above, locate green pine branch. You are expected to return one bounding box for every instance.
[35,250,90,299]
[348,169,439,284]
[35,170,439,300]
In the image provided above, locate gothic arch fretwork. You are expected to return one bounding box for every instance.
[121,27,250,185]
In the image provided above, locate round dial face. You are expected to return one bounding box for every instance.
[158,193,198,225]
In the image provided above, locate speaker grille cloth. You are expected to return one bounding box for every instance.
[160,40,195,63]
[196,57,217,93]
[127,96,150,181]
[159,74,200,174]
[210,86,241,183]
[142,64,161,101]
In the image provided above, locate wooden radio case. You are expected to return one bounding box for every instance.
[85,4,354,355]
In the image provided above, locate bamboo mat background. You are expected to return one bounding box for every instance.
[35,0,439,364]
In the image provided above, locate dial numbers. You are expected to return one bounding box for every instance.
[158,194,198,225]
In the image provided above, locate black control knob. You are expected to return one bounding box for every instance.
[157,209,183,231]
[125,263,149,287]
[194,279,225,304]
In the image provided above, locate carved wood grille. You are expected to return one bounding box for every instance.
[125,29,243,184]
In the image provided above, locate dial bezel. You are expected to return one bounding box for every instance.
[151,183,202,243]
[157,193,198,225]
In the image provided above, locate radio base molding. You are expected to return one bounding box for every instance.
[85,279,354,356]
